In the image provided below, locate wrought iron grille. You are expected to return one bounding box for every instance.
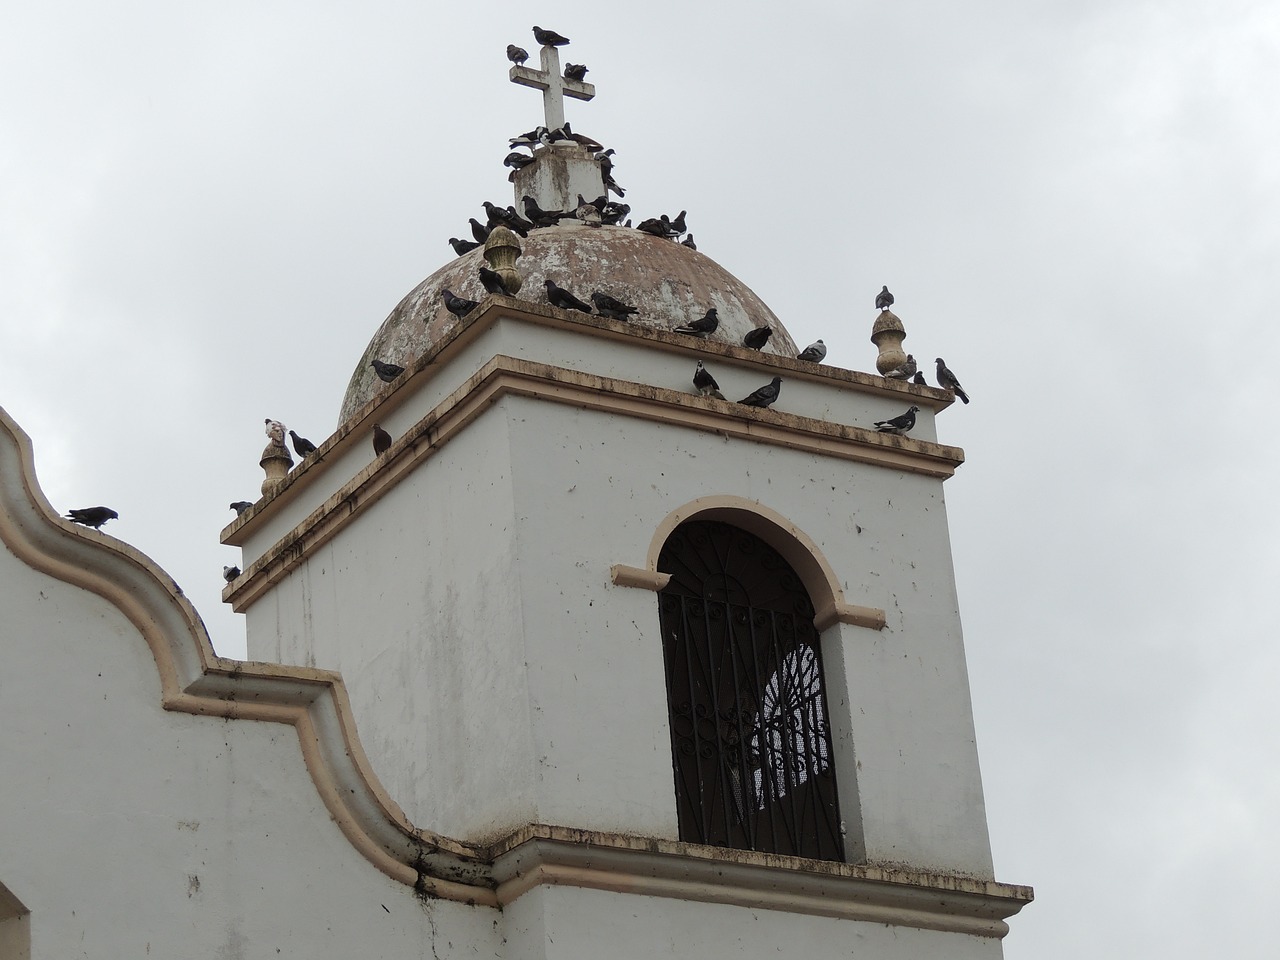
[657,520,844,861]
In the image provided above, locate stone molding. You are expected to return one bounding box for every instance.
[223,355,963,610]
[0,406,1030,933]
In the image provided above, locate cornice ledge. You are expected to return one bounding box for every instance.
[487,825,1033,937]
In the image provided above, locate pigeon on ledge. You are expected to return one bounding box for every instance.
[66,506,118,529]
[370,359,404,382]
[885,354,917,380]
[479,266,510,296]
[743,326,772,351]
[874,406,920,435]
[507,44,529,65]
[229,501,253,515]
[673,308,719,337]
[372,424,392,456]
[223,565,241,583]
[545,279,592,313]
[935,358,970,403]
[590,291,638,320]
[912,371,927,385]
[289,430,317,458]
[739,377,782,408]
[441,289,479,318]
[693,361,725,400]
[564,63,588,81]
[797,339,826,363]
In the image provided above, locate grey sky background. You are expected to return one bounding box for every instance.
[3,2,1278,956]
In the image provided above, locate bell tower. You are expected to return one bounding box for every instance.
[221,26,1031,958]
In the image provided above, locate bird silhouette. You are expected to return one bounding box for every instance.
[372,424,392,456]
[532,26,571,46]
[441,289,479,318]
[590,291,638,320]
[545,279,592,313]
[479,266,510,295]
[507,44,529,65]
[876,286,894,311]
[564,63,588,81]
[739,377,782,408]
[66,506,117,528]
[743,326,773,350]
[370,359,404,383]
[935,358,970,403]
[289,430,317,458]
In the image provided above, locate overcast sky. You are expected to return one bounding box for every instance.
[3,1,1278,956]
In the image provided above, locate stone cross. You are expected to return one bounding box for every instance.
[509,43,595,133]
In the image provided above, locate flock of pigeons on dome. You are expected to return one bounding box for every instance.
[59,27,971,589]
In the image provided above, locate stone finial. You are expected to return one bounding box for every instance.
[260,419,294,497]
[870,310,908,376]
[483,225,524,295]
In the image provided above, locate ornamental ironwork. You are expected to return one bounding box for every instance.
[657,520,844,861]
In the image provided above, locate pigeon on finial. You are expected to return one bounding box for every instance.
[876,286,894,311]
[885,354,917,380]
[797,339,827,363]
[229,501,253,516]
[370,359,404,383]
[564,63,588,81]
[743,325,773,351]
[693,361,725,400]
[441,289,479,318]
[874,406,920,435]
[289,430,317,459]
[507,44,529,65]
[673,307,719,337]
[545,279,592,313]
[738,377,782,409]
[935,358,970,403]
[372,424,392,456]
[66,506,118,529]
[590,291,638,320]
[264,419,286,445]
[532,26,571,46]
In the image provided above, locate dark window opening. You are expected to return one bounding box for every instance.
[657,519,844,861]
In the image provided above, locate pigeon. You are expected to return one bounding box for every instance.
[441,289,479,318]
[229,501,253,515]
[503,151,536,171]
[479,266,510,295]
[673,307,719,337]
[636,217,669,237]
[743,325,773,351]
[738,377,782,408]
[66,506,118,529]
[874,405,920,435]
[600,201,630,226]
[875,286,894,311]
[507,44,529,65]
[885,354,917,380]
[372,424,392,456]
[912,371,927,385]
[522,195,565,227]
[935,358,970,403]
[667,210,687,237]
[574,194,602,226]
[264,418,285,443]
[370,359,404,382]
[289,430,317,458]
[564,63,589,81]
[532,26,571,46]
[590,291,638,320]
[502,206,535,236]
[681,233,697,250]
[603,173,626,198]
[692,360,725,400]
[448,237,481,256]
[797,339,827,363]
[509,126,547,149]
[469,218,490,243]
[223,565,241,583]
[545,279,592,313]
[595,148,616,178]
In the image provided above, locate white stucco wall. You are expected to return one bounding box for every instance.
[243,376,992,876]
[0,538,498,960]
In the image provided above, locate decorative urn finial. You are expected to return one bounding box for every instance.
[260,419,293,497]
[483,225,523,294]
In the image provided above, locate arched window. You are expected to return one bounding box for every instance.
[657,519,844,861]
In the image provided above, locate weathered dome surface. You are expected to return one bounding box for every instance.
[340,222,798,423]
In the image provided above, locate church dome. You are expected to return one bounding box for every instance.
[340,222,798,423]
